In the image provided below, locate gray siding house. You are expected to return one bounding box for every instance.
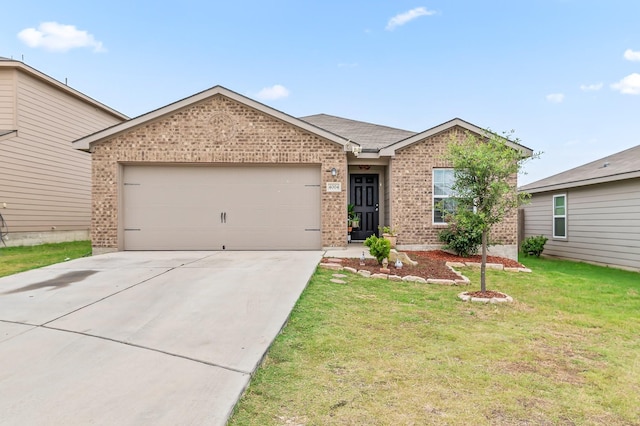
[0,58,127,246]
[519,144,640,272]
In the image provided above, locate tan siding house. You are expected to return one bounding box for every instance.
[0,58,127,246]
[520,145,640,271]
[73,85,532,259]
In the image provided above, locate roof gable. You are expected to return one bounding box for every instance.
[379,118,533,157]
[520,144,640,193]
[73,86,350,151]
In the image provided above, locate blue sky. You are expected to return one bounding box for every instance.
[2,0,639,185]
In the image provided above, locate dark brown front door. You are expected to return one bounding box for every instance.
[350,174,379,240]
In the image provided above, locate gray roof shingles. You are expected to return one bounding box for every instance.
[299,113,416,151]
[520,144,640,192]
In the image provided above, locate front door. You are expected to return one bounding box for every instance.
[350,174,379,241]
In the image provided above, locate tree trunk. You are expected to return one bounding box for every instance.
[481,229,487,293]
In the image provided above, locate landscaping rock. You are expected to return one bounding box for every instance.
[389,275,403,281]
[343,267,358,274]
[358,270,371,277]
[332,273,348,278]
[427,278,456,285]
[445,261,466,268]
[330,278,347,284]
[465,262,504,270]
[325,258,344,264]
[371,273,388,279]
[458,291,513,303]
[402,275,421,282]
[319,263,343,271]
[389,249,418,266]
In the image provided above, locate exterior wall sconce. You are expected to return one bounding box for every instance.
[331,167,337,176]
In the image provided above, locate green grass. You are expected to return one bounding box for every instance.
[0,240,92,278]
[230,255,640,425]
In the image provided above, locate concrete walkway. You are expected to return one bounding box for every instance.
[0,250,322,425]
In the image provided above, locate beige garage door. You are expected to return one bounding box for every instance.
[123,165,321,250]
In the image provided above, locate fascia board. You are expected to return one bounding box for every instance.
[520,170,640,194]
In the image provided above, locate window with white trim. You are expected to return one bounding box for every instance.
[553,194,567,238]
[433,169,456,224]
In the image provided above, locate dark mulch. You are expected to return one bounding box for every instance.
[339,257,461,280]
[409,250,525,269]
[327,250,525,281]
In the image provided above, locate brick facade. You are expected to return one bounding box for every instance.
[90,94,347,251]
[390,127,518,254]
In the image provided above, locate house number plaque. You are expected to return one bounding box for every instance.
[326,182,341,192]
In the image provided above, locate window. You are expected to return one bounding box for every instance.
[433,169,456,224]
[553,194,567,238]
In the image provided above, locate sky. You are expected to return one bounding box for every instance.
[2,0,639,186]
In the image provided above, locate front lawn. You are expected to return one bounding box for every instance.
[230,255,640,425]
[0,241,92,278]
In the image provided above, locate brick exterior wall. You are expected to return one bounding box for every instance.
[90,94,347,251]
[390,127,519,253]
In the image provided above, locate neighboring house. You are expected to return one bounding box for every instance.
[0,57,127,246]
[73,85,532,258]
[519,145,640,271]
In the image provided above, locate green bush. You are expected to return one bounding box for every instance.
[364,235,391,265]
[437,212,483,257]
[521,235,548,257]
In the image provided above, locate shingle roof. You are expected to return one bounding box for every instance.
[299,113,416,151]
[519,144,640,193]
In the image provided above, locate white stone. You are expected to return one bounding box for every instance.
[357,270,371,277]
[343,267,358,274]
[371,273,388,279]
[427,278,455,285]
[319,263,342,271]
[330,278,346,284]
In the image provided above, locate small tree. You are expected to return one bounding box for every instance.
[443,130,535,293]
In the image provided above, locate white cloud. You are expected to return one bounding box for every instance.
[386,7,436,31]
[611,73,640,95]
[579,83,603,92]
[17,22,105,52]
[623,48,640,62]
[546,93,565,103]
[255,84,290,101]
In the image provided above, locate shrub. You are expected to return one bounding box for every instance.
[364,235,391,265]
[437,212,483,257]
[521,235,548,257]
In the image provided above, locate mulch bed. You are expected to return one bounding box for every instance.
[330,250,525,282]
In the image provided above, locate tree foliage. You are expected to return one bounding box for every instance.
[443,130,535,292]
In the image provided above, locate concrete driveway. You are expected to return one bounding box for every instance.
[0,250,323,425]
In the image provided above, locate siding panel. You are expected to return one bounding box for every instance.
[0,69,123,236]
[522,179,640,271]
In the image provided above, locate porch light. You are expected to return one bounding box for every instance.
[331,167,337,176]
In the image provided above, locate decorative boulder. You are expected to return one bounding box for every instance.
[388,249,418,266]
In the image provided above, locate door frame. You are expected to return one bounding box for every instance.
[349,173,380,241]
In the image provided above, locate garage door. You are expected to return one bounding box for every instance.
[122,165,321,250]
